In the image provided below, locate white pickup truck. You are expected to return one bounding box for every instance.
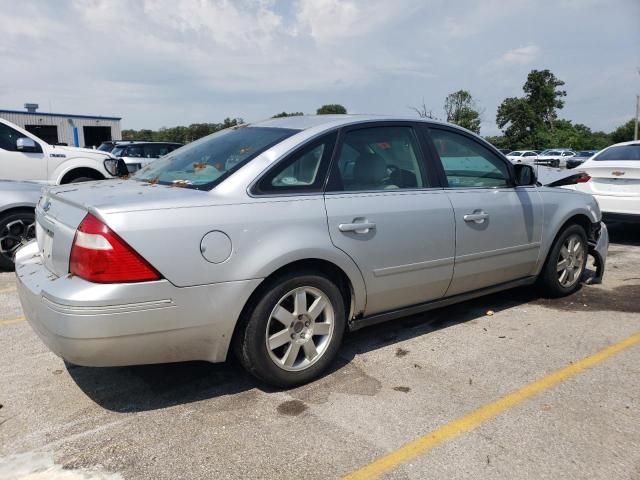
[0,118,125,184]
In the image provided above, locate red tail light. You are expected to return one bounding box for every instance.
[69,213,161,283]
[576,174,591,183]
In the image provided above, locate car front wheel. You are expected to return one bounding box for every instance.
[234,271,345,388]
[538,224,588,297]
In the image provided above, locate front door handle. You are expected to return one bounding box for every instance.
[463,211,489,223]
[339,221,376,234]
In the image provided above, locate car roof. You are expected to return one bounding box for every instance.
[250,114,456,131]
[607,140,640,147]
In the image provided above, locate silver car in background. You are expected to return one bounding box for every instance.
[0,180,42,270]
[15,115,608,387]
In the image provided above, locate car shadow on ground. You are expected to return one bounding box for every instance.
[606,222,640,246]
[68,284,549,413]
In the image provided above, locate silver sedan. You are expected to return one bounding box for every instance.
[15,115,608,387]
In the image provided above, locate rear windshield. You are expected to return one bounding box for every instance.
[594,145,640,161]
[132,126,298,190]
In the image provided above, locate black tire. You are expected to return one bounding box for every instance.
[62,171,103,184]
[538,224,588,298]
[66,176,100,183]
[0,209,36,271]
[552,160,560,168]
[234,271,346,388]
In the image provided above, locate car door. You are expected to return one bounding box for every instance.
[0,121,47,181]
[324,123,455,315]
[423,126,543,296]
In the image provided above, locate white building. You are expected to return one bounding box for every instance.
[0,104,121,148]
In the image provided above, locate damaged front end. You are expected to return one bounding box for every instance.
[585,221,608,285]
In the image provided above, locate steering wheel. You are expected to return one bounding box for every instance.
[386,164,400,176]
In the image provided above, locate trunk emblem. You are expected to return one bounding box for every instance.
[611,171,625,176]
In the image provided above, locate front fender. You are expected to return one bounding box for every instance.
[52,158,110,184]
[535,188,601,275]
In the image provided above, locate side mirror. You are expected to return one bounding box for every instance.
[514,163,537,186]
[16,137,37,152]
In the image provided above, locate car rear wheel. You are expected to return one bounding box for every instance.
[0,210,36,270]
[234,271,345,388]
[538,224,587,297]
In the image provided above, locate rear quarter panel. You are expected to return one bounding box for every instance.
[100,196,367,315]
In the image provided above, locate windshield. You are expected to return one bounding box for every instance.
[509,151,523,156]
[97,143,114,152]
[111,146,126,157]
[133,126,298,190]
[594,144,640,161]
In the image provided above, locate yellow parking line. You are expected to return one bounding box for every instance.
[344,332,640,480]
[0,317,25,325]
[0,287,17,294]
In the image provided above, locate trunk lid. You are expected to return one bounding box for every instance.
[35,190,89,277]
[580,161,640,196]
[36,179,219,277]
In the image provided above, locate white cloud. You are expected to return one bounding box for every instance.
[0,0,636,134]
[499,45,541,65]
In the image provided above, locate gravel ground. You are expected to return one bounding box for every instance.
[1,223,639,480]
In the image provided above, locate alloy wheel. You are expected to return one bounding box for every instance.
[0,217,35,259]
[556,234,585,288]
[265,286,335,372]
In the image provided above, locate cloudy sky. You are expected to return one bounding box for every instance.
[1,0,638,135]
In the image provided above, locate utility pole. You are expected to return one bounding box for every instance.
[635,94,639,141]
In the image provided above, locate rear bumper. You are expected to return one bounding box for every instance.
[15,241,261,367]
[591,194,640,221]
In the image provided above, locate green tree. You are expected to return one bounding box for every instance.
[496,69,568,148]
[610,119,635,143]
[120,118,243,143]
[316,104,347,114]
[272,111,304,118]
[444,90,482,133]
[496,97,538,148]
[523,69,566,130]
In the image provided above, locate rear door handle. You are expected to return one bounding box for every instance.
[339,222,376,234]
[463,211,489,223]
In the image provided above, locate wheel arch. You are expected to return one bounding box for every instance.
[230,257,362,356]
[60,167,105,184]
[537,212,596,275]
[0,204,37,217]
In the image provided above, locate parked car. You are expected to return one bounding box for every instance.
[111,142,183,173]
[15,115,608,387]
[506,150,539,164]
[566,150,599,169]
[498,148,512,155]
[571,141,640,223]
[0,180,42,270]
[0,118,127,184]
[535,149,576,168]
